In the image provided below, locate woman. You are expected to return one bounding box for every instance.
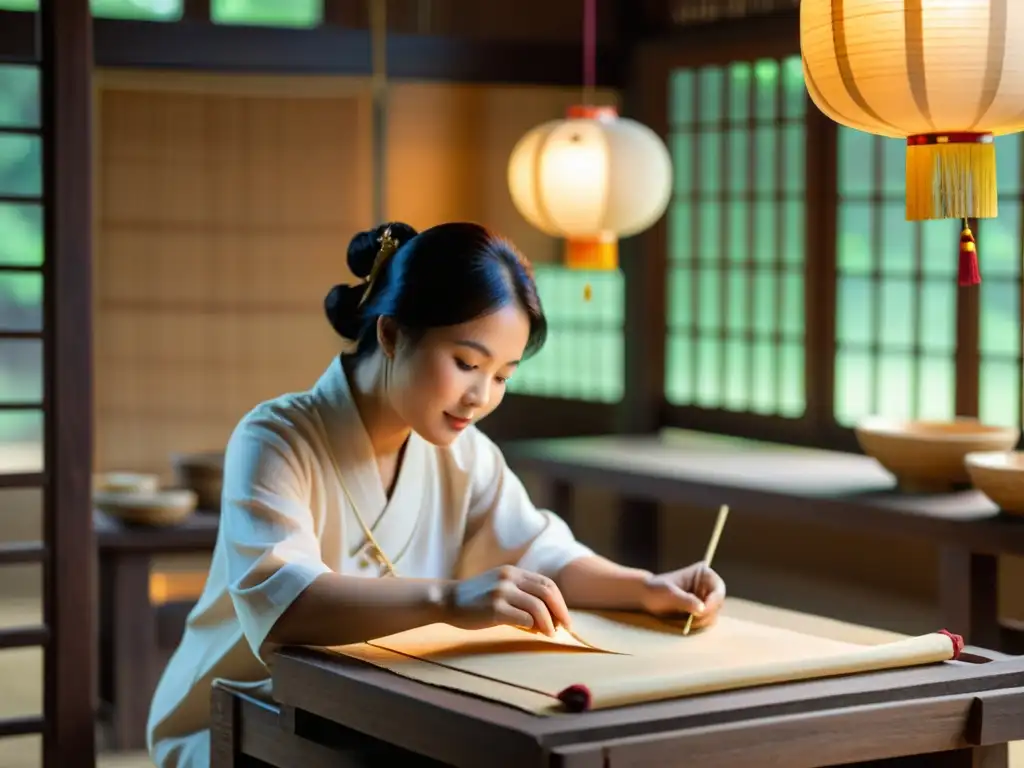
[147,221,727,767]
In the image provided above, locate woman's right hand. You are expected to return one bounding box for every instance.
[445,565,571,637]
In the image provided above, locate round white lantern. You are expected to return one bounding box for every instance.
[507,105,673,271]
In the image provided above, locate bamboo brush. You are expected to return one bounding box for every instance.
[683,504,730,636]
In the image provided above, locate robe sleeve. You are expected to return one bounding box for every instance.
[457,428,593,579]
[219,413,333,664]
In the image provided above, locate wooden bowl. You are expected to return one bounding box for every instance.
[93,472,160,494]
[965,451,1024,515]
[854,416,1020,493]
[93,488,197,527]
[171,451,224,512]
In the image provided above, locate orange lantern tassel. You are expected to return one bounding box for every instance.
[958,221,980,287]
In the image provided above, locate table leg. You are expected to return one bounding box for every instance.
[938,547,1000,650]
[104,553,157,751]
[616,498,659,573]
[997,618,1024,655]
[211,685,278,768]
[972,744,1011,768]
[210,685,239,768]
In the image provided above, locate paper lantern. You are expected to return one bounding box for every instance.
[800,0,1024,285]
[507,105,673,272]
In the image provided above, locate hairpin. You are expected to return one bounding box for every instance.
[359,226,400,306]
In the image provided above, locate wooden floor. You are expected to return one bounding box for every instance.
[0,564,1021,768]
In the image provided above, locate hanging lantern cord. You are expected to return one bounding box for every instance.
[370,0,388,226]
[582,0,596,106]
[581,0,597,303]
[959,216,981,287]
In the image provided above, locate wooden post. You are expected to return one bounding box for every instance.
[39,0,96,765]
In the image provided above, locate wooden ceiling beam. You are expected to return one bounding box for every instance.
[0,11,624,87]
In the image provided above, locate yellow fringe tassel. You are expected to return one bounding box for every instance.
[905,141,998,221]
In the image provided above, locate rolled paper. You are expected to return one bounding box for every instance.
[555,630,962,712]
[345,614,966,717]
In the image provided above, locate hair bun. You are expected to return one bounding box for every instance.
[324,283,367,340]
[346,221,419,279]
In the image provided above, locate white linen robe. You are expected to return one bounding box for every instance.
[146,356,593,767]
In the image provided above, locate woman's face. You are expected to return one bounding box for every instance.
[383,304,531,446]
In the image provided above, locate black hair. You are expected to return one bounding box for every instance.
[324,221,547,360]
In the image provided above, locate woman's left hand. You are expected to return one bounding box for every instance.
[640,562,726,630]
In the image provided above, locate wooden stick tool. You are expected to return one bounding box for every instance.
[683,504,730,636]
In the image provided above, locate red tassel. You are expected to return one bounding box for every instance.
[959,225,981,286]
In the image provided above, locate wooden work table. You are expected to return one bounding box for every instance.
[212,598,1024,768]
[500,429,1024,653]
[95,510,219,750]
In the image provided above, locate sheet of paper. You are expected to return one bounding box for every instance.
[328,609,957,714]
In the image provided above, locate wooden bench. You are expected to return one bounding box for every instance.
[96,510,218,750]
[501,429,1024,653]
[213,598,1021,768]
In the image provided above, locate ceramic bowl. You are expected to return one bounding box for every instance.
[965,451,1024,515]
[93,471,160,494]
[93,487,198,527]
[854,416,1020,493]
[171,451,224,512]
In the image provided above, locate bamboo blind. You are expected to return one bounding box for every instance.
[94,86,364,479]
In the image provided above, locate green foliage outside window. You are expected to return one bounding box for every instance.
[665,56,806,418]
[835,129,1021,428]
[212,0,320,27]
[666,54,1019,429]
[0,0,182,19]
[506,266,625,403]
[0,64,43,449]
[0,0,322,25]
[834,127,959,425]
[978,134,1022,428]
